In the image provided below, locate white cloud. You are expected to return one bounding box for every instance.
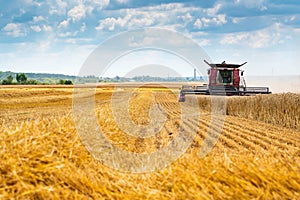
[194,19,202,29]
[49,0,67,15]
[149,3,185,11]
[91,0,110,9]
[189,31,209,38]
[96,17,126,31]
[68,4,86,22]
[31,25,42,32]
[97,14,154,31]
[65,38,93,45]
[24,0,33,4]
[234,0,267,10]
[177,12,192,21]
[290,16,296,21]
[94,3,206,32]
[127,17,154,27]
[42,25,52,32]
[116,0,127,3]
[96,6,176,31]
[220,23,284,48]
[3,23,27,37]
[31,24,52,33]
[57,32,72,37]
[215,14,227,25]
[24,0,42,6]
[198,39,210,46]
[57,0,67,10]
[191,4,227,28]
[232,17,240,24]
[66,38,77,44]
[221,33,249,45]
[200,14,227,27]
[285,15,297,23]
[206,3,222,16]
[58,20,69,28]
[260,5,267,11]
[33,16,45,23]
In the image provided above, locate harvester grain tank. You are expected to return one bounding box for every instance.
[178,60,271,102]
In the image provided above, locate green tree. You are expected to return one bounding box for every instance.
[59,79,65,84]
[16,73,27,84]
[26,79,38,85]
[58,79,73,85]
[64,80,73,85]
[2,75,14,85]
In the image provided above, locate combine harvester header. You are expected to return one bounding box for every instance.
[179,60,271,102]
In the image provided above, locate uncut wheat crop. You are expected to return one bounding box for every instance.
[0,85,299,199]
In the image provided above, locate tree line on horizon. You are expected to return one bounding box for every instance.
[0,73,73,85]
[0,71,206,85]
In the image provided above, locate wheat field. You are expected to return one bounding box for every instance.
[0,85,299,199]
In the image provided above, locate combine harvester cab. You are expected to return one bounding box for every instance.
[179,60,271,102]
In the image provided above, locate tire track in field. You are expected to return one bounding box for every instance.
[222,119,299,150]
[197,115,298,152]
[155,94,244,151]
[155,93,255,151]
[224,116,300,144]
[154,93,254,151]
[154,92,182,117]
[209,117,284,151]
[185,117,240,150]
[200,118,259,151]
[154,92,299,154]
[222,123,281,151]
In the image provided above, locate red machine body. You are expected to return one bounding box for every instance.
[179,60,271,102]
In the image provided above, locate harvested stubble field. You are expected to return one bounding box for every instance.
[0,85,299,199]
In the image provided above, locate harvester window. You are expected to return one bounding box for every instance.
[216,70,233,85]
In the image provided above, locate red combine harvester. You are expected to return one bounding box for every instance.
[178,60,271,102]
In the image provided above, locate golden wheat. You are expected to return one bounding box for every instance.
[226,93,300,130]
[185,93,300,130]
[0,86,299,199]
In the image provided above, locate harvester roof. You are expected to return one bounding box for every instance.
[204,60,247,69]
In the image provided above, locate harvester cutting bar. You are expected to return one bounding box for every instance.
[179,86,271,101]
[180,87,270,96]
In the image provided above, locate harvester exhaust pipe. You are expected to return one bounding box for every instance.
[204,59,210,66]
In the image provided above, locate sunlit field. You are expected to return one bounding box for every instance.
[0,85,299,199]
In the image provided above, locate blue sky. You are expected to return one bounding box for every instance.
[0,0,299,76]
